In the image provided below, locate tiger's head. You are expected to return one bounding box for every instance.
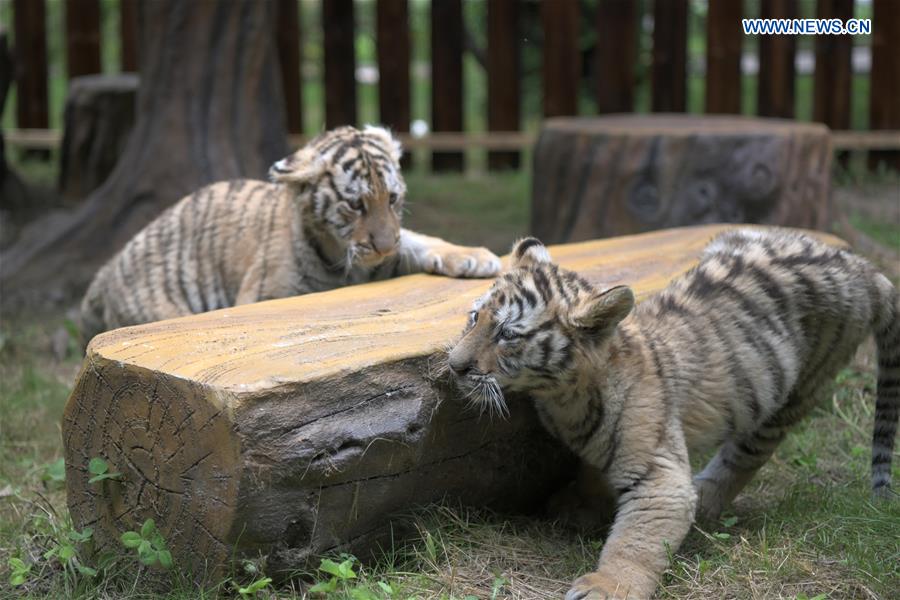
[269,125,406,270]
[447,238,634,416]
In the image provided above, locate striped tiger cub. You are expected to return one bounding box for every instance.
[448,229,898,599]
[80,125,500,343]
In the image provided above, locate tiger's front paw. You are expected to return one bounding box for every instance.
[425,244,501,278]
[565,572,631,600]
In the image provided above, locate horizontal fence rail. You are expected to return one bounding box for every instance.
[8,128,900,153]
[3,0,899,172]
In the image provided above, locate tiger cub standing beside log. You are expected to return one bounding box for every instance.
[448,229,898,599]
[80,125,500,343]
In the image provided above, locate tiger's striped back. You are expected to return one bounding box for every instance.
[80,126,409,343]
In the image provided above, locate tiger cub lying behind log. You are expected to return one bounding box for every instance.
[80,125,500,344]
[448,229,898,599]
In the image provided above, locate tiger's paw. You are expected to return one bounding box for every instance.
[425,244,501,278]
[564,572,632,600]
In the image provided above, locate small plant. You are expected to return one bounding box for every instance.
[44,526,98,578]
[120,518,173,569]
[237,576,273,597]
[7,557,31,587]
[41,457,66,485]
[309,556,358,594]
[88,457,122,484]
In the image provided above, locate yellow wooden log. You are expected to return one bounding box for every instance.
[62,224,844,576]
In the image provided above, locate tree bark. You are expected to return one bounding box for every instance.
[58,74,138,202]
[531,115,833,244]
[61,225,846,579]
[0,0,288,304]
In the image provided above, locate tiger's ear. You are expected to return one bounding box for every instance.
[269,146,326,184]
[363,124,403,163]
[571,285,634,331]
[511,237,552,269]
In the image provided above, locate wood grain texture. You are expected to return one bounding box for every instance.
[705,0,742,114]
[64,225,846,577]
[868,0,900,171]
[431,0,464,171]
[323,0,357,128]
[487,0,520,170]
[758,0,796,119]
[65,0,102,78]
[541,0,579,118]
[651,0,687,113]
[530,115,832,244]
[595,0,636,114]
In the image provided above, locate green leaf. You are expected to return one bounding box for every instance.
[68,527,93,543]
[76,564,98,578]
[308,577,338,593]
[238,577,273,595]
[157,550,173,570]
[10,573,27,586]
[140,518,156,538]
[88,458,109,476]
[377,581,394,595]
[349,588,379,600]
[151,532,167,551]
[424,532,437,561]
[137,540,152,557]
[88,472,122,484]
[121,531,142,548]
[138,550,159,566]
[58,544,76,562]
[43,458,66,483]
[713,532,731,540]
[721,515,738,528]
[43,547,59,560]
[8,557,27,572]
[319,558,344,578]
[337,557,357,579]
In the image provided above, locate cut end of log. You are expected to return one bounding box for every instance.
[64,357,241,570]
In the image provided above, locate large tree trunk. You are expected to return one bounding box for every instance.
[0,0,288,305]
[531,115,833,244]
[62,225,846,579]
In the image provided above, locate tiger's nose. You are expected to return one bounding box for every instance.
[370,232,399,256]
[449,355,472,376]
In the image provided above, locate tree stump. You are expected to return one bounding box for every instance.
[58,74,138,202]
[531,115,833,244]
[62,225,845,578]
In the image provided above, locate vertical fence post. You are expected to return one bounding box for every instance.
[705,0,743,114]
[323,0,357,128]
[813,0,853,169]
[65,0,102,78]
[120,0,138,72]
[541,0,579,117]
[595,0,637,114]
[431,0,463,172]
[487,0,520,170]
[376,0,411,166]
[868,0,900,171]
[13,0,49,159]
[275,0,303,135]
[758,0,796,118]
[651,0,687,112]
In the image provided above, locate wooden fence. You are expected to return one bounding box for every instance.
[6,0,900,171]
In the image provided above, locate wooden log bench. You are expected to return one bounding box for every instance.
[531,115,833,244]
[63,225,843,577]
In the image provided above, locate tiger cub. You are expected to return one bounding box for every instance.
[448,229,898,599]
[80,125,500,343]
